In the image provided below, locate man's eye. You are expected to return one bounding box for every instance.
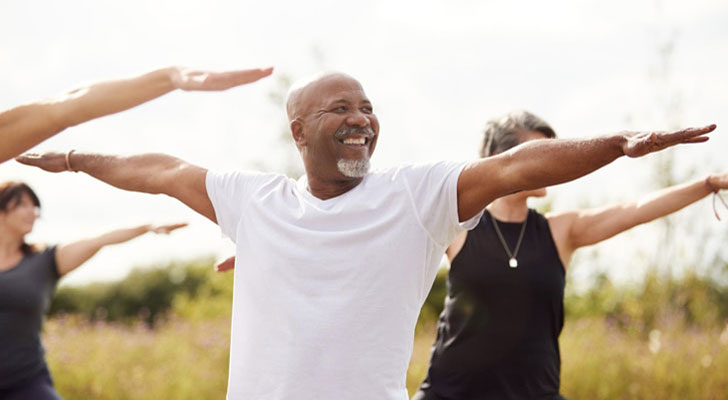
[334,106,347,112]
[361,107,373,114]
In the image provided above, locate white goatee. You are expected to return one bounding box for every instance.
[337,159,370,178]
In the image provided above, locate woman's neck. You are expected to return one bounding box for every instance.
[487,195,529,222]
[0,227,24,260]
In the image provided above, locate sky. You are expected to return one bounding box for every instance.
[1,0,727,287]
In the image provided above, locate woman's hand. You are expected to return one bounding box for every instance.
[149,223,188,234]
[171,67,273,91]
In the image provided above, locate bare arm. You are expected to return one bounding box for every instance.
[457,126,716,221]
[546,173,728,268]
[55,223,186,276]
[0,66,273,163]
[16,151,215,222]
[445,231,468,263]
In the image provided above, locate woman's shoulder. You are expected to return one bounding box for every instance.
[22,243,55,258]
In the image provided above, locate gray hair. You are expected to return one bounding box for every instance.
[480,110,556,157]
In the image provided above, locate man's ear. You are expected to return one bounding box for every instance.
[291,120,306,146]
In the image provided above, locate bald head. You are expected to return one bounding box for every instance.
[283,71,379,186]
[285,72,364,123]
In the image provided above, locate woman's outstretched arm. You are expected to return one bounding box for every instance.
[547,173,728,268]
[55,223,187,276]
[0,66,273,163]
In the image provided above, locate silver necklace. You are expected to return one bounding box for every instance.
[490,212,528,268]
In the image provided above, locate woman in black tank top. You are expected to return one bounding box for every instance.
[413,111,728,400]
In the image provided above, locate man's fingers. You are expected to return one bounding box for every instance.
[625,124,715,158]
[215,256,236,272]
[668,124,717,141]
[682,136,710,144]
[15,152,69,173]
[15,153,42,165]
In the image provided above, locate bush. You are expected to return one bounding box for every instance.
[50,259,215,326]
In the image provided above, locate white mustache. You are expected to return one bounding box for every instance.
[333,126,376,140]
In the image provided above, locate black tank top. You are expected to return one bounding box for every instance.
[417,209,565,400]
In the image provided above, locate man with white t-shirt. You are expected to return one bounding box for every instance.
[17,71,716,400]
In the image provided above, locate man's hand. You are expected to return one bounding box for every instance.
[171,67,274,91]
[215,256,236,272]
[15,152,68,173]
[623,124,716,158]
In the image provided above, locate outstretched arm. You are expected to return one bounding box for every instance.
[457,125,716,221]
[16,151,215,222]
[55,223,187,276]
[0,66,273,163]
[546,173,728,267]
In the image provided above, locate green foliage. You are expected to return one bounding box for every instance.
[417,267,448,330]
[50,258,215,325]
[172,264,233,322]
[565,270,728,335]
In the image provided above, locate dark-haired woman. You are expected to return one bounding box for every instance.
[413,111,728,400]
[0,181,186,399]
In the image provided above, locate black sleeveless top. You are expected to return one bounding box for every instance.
[417,209,566,400]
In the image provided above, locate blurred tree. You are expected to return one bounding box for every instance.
[50,259,214,326]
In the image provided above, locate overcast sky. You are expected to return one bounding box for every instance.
[1,0,727,287]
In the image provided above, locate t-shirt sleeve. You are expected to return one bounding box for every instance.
[400,161,483,247]
[205,170,273,242]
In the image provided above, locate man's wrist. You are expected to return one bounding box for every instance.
[612,131,630,157]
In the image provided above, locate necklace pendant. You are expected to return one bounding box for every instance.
[509,257,518,268]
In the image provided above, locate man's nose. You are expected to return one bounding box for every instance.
[346,111,370,127]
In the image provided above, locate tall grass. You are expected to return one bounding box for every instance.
[42,264,728,399]
[559,318,728,399]
[44,314,728,399]
[406,318,728,399]
[44,315,230,399]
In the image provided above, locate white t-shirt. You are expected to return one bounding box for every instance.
[206,161,481,400]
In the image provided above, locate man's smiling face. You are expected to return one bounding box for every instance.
[289,73,380,182]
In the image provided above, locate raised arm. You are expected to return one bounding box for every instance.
[546,173,728,266]
[0,66,273,163]
[16,151,215,222]
[456,125,716,221]
[55,223,187,276]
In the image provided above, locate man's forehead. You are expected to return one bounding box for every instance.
[306,75,367,103]
[286,72,370,119]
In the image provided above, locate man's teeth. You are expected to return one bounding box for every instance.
[343,137,366,145]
